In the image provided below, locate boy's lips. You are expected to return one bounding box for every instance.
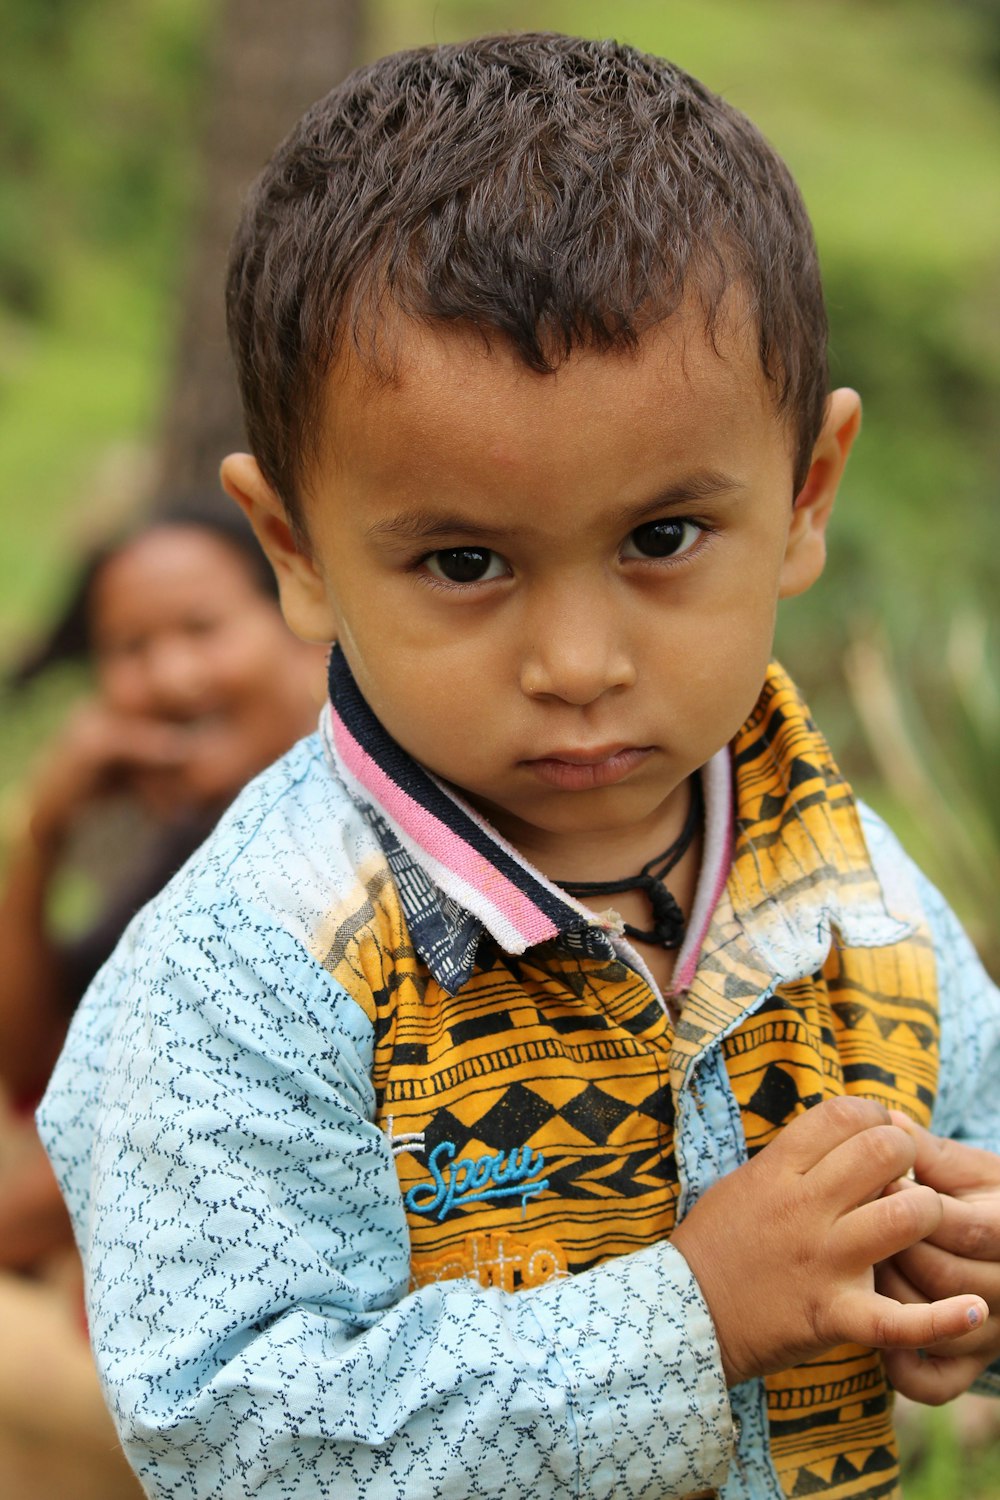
[522,745,654,791]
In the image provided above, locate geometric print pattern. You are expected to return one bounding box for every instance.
[721,670,940,1500]
[326,907,683,1285]
[319,662,943,1499]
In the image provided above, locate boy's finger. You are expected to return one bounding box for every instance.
[893,1236,1000,1302]
[883,1346,985,1406]
[809,1124,916,1207]
[922,1190,1000,1261]
[834,1289,987,1352]
[876,1260,997,1357]
[857,1272,995,1368]
[773,1096,893,1174]
[837,1184,943,1265]
[887,1114,1000,1195]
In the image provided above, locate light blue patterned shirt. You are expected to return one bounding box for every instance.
[38,702,1000,1498]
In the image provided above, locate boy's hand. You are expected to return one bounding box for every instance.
[875,1118,1000,1404]
[671,1096,986,1387]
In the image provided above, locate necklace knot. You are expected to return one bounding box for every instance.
[554,776,703,951]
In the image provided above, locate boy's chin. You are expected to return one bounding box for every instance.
[466,783,680,847]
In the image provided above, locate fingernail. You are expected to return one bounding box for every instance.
[968,1306,981,1328]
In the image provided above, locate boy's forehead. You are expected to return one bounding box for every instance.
[318,298,778,463]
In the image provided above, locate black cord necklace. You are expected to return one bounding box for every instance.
[555,777,703,949]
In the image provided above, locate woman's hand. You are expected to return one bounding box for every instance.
[26,701,190,857]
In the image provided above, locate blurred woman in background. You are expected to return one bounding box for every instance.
[0,498,324,1498]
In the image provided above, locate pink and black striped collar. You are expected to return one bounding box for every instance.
[321,646,731,996]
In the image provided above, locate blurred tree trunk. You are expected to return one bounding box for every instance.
[152,0,364,507]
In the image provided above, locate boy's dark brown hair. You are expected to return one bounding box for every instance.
[226,33,829,535]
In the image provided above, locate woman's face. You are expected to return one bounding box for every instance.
[90,525,322,817]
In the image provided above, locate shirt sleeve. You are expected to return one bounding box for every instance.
[916,870,1000,1154]
[858,804,1000,1152]
[39,890,734,1499]
[915,863,1000,1399]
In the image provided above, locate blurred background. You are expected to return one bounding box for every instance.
[0,0,998,1492]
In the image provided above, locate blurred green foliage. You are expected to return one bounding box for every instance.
[900,1399,1000,1499]
[0,0,211,634]
[1,0,998,956]
[0,0,207,319]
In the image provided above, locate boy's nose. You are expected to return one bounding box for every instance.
[518,589,636,705]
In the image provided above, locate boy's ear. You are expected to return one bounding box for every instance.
[219,453,339,643]
[779,388,862,599]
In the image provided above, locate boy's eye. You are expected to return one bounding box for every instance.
[621,518,701,560]
[424,548,508,584]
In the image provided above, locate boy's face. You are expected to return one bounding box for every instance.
[225,300,858,871]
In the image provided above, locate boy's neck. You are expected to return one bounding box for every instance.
[476,774,705,998]
[469,774,700,889]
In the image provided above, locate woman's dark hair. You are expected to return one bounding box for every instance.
[227,33,829,534]
[8,497,277,690]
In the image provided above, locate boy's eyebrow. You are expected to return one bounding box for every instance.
[617,469,748,522]
[363,512,521,545]
[364,470,747,545]
[661,468,749,500]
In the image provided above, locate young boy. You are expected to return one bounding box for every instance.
[39,33,1000,1500]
